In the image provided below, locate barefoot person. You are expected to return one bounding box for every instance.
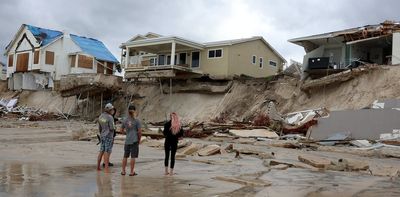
[97,103,116,173]
[163,112,184,176]
[121,105,142,176]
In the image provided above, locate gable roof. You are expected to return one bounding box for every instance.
[128,32,163,42]
[25,24,63,46]
[70,34,118,63]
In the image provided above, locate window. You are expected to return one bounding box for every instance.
[150,57,158,66]
[45,51,55,65]
[269,60,277,67]
[16,53,29,72]
[259,57,263,68]
[158,55,165,65]
[106,62,113,75]
[70,55,76,67]
[97,61,104,74]
[8,54,13,67]
[179,53,186,65]
[166,55,177,65]
[252,55,256,64]
[191,51,200,68]
[34,50,39,64]
[77,54,93,69]
[208,49,222,58]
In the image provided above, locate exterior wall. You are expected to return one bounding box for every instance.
[228,40,283,78]
[393,32,400,65]
[6,26,40,78]
[41,35,82,80]
[198,46,230,77]
[70,55,114,75]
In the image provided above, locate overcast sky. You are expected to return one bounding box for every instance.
[1,0,399,64]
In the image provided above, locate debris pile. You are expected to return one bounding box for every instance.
[0,97,61,121]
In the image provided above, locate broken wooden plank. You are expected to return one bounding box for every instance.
[214,176,271,187]
[229,129,279,139]
[298,155,331,168]
[197,145,221,156]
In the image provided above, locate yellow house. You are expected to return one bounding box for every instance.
[120,33,286,79]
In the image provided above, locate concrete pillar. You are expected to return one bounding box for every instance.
[392,32,400,65]
[170,41,176,66]
[125,48,130,68]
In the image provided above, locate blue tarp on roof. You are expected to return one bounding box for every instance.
[26,24,63,46]
[70,34,118,63]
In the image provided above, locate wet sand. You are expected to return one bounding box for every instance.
[0,120,399,197]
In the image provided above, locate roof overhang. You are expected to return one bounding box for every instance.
[121,36,205,50]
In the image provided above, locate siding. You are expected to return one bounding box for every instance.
[228,40,283,78]
[198,46,230,77]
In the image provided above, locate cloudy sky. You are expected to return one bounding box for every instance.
[1,0,399,64]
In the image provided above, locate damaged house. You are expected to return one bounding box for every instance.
[120,33,286,79]
[289,20,400,79]
[4,24,119,90]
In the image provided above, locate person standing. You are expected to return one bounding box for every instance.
[97,103,115,173]
[163,112,184,176]
[102,107,118,167]
[121,105,142,176]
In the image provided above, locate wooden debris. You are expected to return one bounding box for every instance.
[270,164,289,170]
[214,176,271,187]
[179,143,203,155]
[229,129,279,139]
[197,145,221,156]
[298,155,331,168]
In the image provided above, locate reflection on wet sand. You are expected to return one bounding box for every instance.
[0,161,202,197]
[96,172,113,197]
[0,162,49,196]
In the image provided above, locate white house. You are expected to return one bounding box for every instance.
[4,24,119,90]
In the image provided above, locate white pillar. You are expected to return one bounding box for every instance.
[170,41,176,66]
[392,32,400,65]
[125,47,130,68]
[75,54,79,68]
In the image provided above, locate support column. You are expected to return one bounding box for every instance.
[125,48,130,68]
[170,41,176,66]
[75,54,79,68]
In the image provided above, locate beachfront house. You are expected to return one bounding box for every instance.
[120,33,286,79]
[4,24,119,90]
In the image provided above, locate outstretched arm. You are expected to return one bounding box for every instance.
[138,128,142,143]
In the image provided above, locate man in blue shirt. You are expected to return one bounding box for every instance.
[120,105,142,176]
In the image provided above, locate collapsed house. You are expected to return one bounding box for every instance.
[120,33,286,80]
[289,20,400,79]
[4,24,119,90]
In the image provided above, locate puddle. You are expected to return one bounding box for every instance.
[0,161,205,197]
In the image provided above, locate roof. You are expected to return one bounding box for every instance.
[25,24,63,46]
[288,20,400,46]
[121,36,205,50]
[70,34,118,63]
[204,37,263,47]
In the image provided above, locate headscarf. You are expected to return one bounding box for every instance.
[170,112,181,135]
